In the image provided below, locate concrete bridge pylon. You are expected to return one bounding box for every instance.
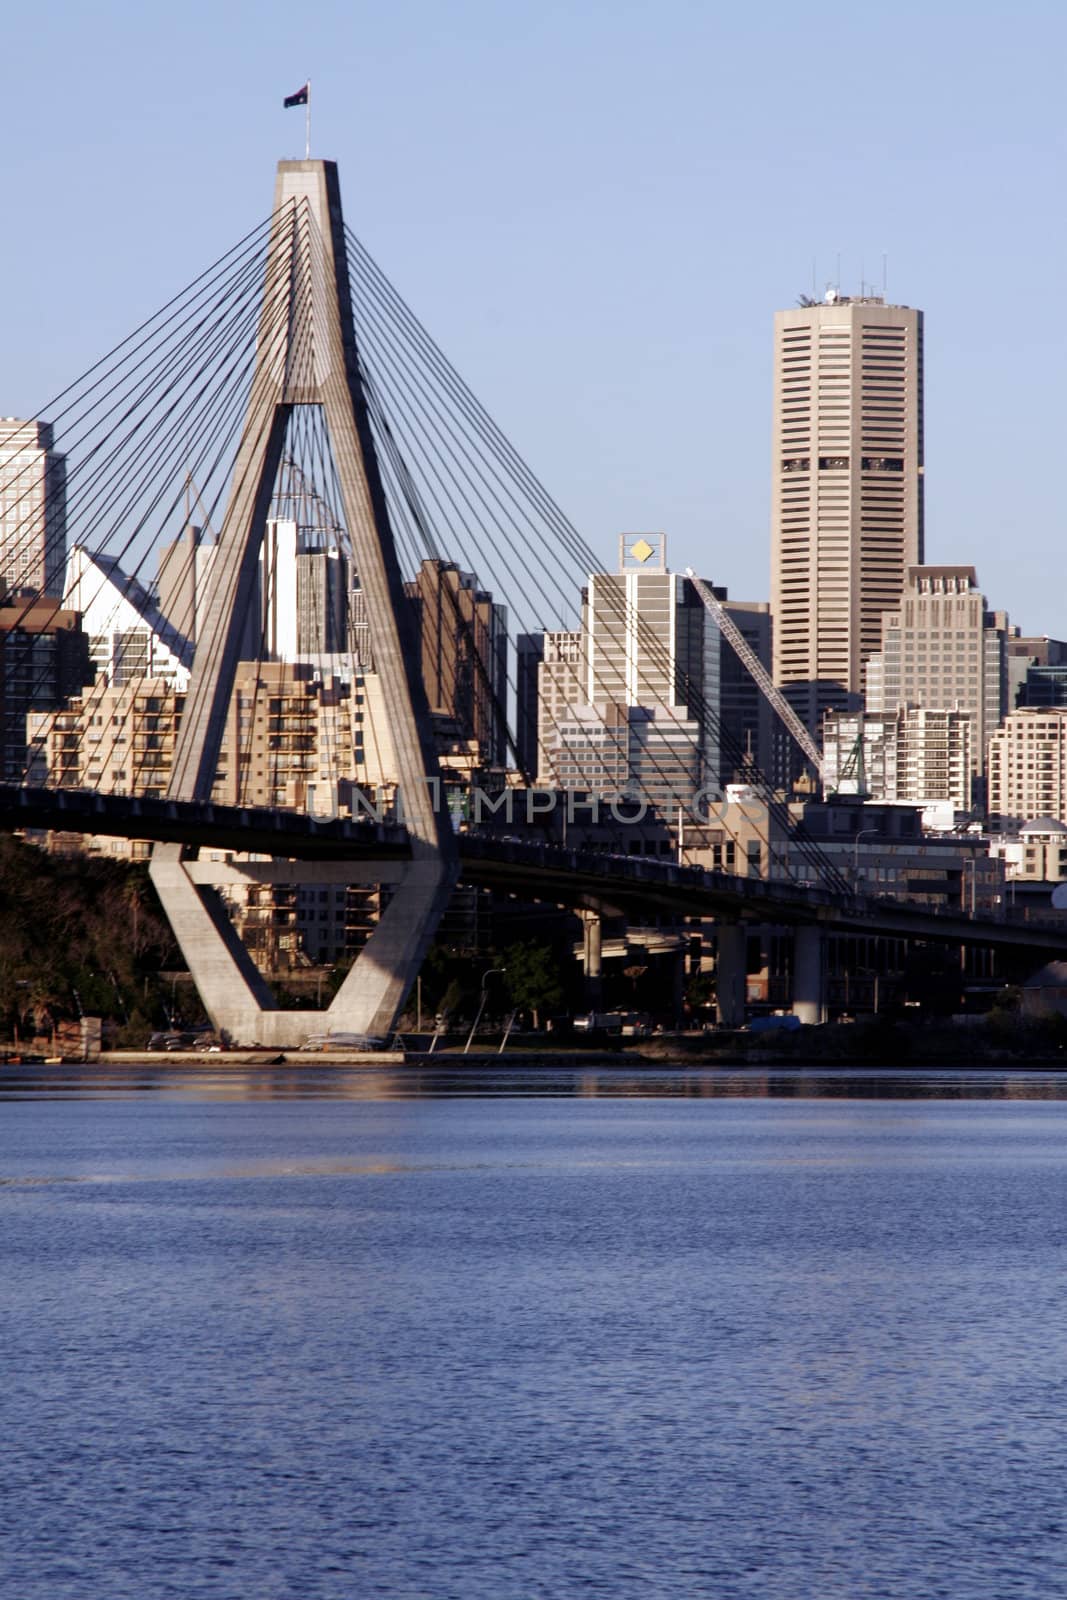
[150,160,457,1047]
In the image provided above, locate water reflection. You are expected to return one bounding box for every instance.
[4,1060,1067,1101]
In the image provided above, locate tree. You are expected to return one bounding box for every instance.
[502,941,565,1030]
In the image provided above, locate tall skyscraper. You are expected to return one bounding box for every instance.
[770,293,924,734]
[0,419,67,597]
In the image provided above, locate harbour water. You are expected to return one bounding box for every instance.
[3,1063,1067,1598]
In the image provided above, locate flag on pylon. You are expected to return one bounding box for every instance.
[284,84,309,108]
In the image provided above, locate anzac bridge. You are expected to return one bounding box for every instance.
[1,160,1063,1044]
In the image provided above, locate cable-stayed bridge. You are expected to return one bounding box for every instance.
[1,158,1063,1044]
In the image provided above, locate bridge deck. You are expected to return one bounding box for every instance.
[2,783,1064,956]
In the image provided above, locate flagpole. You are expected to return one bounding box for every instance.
[305,79,311,160]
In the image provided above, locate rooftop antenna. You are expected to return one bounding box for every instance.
[836,251,841,293]
[811,257,817,300]
[882,251,888,295]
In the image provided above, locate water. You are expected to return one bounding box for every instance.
[3,1063,1067,1599]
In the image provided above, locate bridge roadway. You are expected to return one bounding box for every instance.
[2,781,1065,956]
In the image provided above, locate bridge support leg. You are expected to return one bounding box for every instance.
[149,843,276,1044]
[715,921,746,1028]
[793,923,825,1025]
[582,910,603,1011]
[672,939,686,1026]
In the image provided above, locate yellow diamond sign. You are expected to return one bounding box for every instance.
[631,538,655,564]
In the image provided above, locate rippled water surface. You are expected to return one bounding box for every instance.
[3,1063,1067,1598]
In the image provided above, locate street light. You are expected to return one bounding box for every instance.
[852,828,879,892]
[464,967,506,1055]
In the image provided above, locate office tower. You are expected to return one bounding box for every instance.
[536,630,584,783]
[536,533,722,811]
[771,293,924,733]
[1018,665,1067,707]
[157,524,217,645]
[1007,633,1067,709]
[0,419,67,596]
[865,565,1007,802]
[261,518,299,659]
[259,519,349,664]
[712,591,778,786]
[988,709,1067,826]
[585,534,717,718]
[515,633,544,777]
[296,546,348,656]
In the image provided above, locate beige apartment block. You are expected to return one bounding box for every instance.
[988,709,1067,827]
[30,663,396,967]
[771,295,923,734]
[866,565,1007,794]
[30,661,394,814]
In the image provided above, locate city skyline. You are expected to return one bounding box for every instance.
[2,0,1065,635]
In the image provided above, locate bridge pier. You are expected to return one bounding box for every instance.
[792,923,826,1025]
[715,921,746,1028]
[581,910,603,1010]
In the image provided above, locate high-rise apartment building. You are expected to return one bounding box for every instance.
[988,709,1067,827]
[771,294,924,732]
[0,419,67,596]
[822,707,973,811]
[404,558,508,769]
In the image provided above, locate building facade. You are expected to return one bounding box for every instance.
[535,534,722,814]
[2,599,92,783]
[65,545,192,690]
[822,706,973,811]
[771,295,924,733]
[404,558,508,769]
[988,709,1067,828]
[716,594,778,786]
[865,566,1007,801]
[0,419,67,597]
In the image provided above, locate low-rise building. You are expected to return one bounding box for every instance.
[989,818,1067,883]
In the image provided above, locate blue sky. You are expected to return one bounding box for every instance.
[5,0,1065,631]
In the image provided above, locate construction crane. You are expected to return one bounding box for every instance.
[684,568,825,785]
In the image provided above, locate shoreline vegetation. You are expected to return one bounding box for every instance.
[3,836,1065,1067]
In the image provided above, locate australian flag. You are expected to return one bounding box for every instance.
[284,83,309,108]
